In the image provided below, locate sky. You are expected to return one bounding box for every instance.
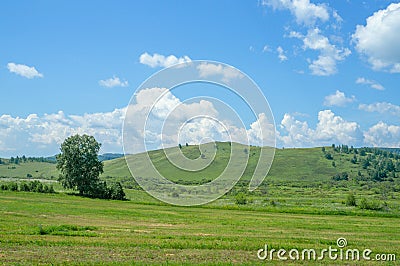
[1,0,400,157]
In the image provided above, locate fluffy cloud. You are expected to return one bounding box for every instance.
[359,102,400,117]
[99,76,128,88]
[279,110,361,147]
[263,0,329,26]
[355,77,384,91]
[139,52,191,68]
[324,90,355,107]
[0,109,125,157]
[124,87,275,153]
[7,62,43,79]
[277,46,288,61]
[292,28,350,75]
[364,122,400,147]
[352,3,400,72]
[196,62,244,83]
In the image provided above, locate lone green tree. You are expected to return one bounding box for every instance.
[57,134,103,196]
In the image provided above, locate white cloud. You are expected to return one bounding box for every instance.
[139,52,191,68]
[324,90,355,107]
[277,46,288,61]
[359,102,400,116]
[262,45,271,53]
[355,77,384,90]
[262,0,329,26]
[364,122,400,147]
[279,110,361,147]
[0,108,126,157]
[99,76,128,88]
[7,62,43,79]
[352,3,400,72]
[196,62,244,83]
[293,28,350,76]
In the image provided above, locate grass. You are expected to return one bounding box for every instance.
[0,144,399,264]
[0,191,398,265]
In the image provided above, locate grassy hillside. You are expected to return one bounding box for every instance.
[1,143,400,216]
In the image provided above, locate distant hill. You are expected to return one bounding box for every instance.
[98,153,125,162]
[1,144,399,190]
[379,148,400,154]
[20,153,125,163]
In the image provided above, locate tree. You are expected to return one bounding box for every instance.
[56,134,103,196]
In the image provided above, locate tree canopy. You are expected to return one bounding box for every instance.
[56,134,104,196]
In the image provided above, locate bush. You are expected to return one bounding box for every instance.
[358,198,382,211]
[235,193,247,205]
[345,193,356,206]
[0,183,8,190]
[20,182,30,192]
[8,182,18,191]
[325,153,333,160]
[109,182,126,200]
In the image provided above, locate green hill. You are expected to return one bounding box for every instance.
[1,143,399,188]
[1,143,400,214]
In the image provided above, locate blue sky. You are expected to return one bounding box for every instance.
[1,0,400,156]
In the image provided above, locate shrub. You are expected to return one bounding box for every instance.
[358,198,382,211]
[109,182,126,200]
[20,182,30,192]
[325,153,333,160]
[345,193,356,206]
[235,193,247,205]
[8,182,18,191]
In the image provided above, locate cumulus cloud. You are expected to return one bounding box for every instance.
[279,110,361,147]
[277,46,288,61]
[196,62,244,83]
[262,0,329,26]
[355,77,384,90]
[7,62,43,79]
[359,102,400,117]
[352,3,400,72]
[0,109,125,157]
[323,90,355,107]
[291,28,350,75]
[0,87,270,156]
[364,122,400,147]
[99,76,128,88]
[139,52,191,68]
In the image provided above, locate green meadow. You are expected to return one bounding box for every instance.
[0,143,399,264]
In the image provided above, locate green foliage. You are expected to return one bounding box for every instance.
[109,182,126,200]
[358,198,382,211]
[0,180,56,194]
[57,134,104,196]
[8,182,18,191]
[332,172,349,181]
[325,153,333,160]
[235,192,247,205]
[346,193,357,206]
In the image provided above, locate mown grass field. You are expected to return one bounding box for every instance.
[0,191,398,265]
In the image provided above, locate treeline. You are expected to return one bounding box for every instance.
[0,180,55,193]
[324,144,400,182]
[0,156,56,165]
